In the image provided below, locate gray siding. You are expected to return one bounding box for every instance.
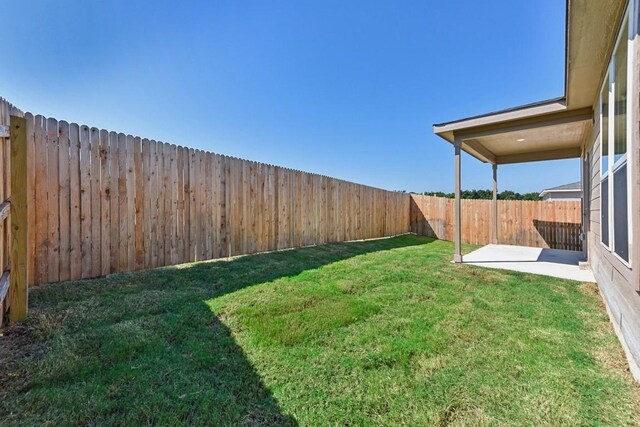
[586,93,640,377]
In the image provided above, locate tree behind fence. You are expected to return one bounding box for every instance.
[26,113,410,285]
[409,195,582,251]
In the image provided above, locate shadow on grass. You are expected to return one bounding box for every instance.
[1,235,433,425]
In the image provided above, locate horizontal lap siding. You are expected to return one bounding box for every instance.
[24,112,410,285]
[586,82,639,374]
[587,111,633,285]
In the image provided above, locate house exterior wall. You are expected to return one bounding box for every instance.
[585,0,640,378]
[541,191,581,201]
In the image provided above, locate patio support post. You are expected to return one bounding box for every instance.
[453,136,462,263]
[581,152,589,257]
[492,163,498,244]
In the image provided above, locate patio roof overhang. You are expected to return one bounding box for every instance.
[433,0,626,165]
[434,0,627,263]
[433,100,593,164]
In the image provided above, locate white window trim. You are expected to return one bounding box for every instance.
[599,72,611,251]
[599,3,634,268]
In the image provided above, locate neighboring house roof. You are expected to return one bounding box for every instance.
[539,181,582,198]
[433,0,626,166]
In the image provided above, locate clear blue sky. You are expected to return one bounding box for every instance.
[1,0,577,194]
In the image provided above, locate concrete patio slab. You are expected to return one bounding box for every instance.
[462,244,596,282]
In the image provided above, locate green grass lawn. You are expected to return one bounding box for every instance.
[1,235,638,426]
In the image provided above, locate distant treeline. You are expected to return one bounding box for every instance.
[416,189,541,201]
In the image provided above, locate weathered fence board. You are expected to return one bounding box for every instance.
[0,99,25,325]
[9,115,27,322]
[410,194,582,250]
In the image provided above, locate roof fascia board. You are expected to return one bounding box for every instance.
[539,189,582,197]
[455,107,593,141]
[433,99,567,134]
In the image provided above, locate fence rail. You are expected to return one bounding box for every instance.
[25,113,410,285]
[409,195,582,251]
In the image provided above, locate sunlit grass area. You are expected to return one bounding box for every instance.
[1,235,638,425]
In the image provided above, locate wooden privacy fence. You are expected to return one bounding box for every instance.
[410,194,582,250]
[24,113,410,286]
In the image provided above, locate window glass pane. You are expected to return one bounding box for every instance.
[613,19,628,164]
[614,163,628,261]
[601,81,609,174]
[601,176,609,247]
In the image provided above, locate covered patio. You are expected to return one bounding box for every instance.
[433,98,593,279]
[431,0,627,282]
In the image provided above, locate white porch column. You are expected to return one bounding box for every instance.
[454,136,462,263]
[492,163,498,244]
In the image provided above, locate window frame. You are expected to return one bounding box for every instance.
[599,3,634,267]
[599,70,611,251]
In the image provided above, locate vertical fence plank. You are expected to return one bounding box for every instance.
[248,161,257,252]
[149,140,159,268]
[270,166,278,252]
[192,150,200,260]
[90,128,102,277]
[182,147,191,262]
[80,126,92,278]
[214,154,223,258]
[142,139,151,269]
[26,114,36,285]
[126,135,135,270]
[46,118,60,283]
[0,102,6,287]
[197,151,206,260]
[188,148,196,261]
[109,131,120,273]
[68,124,81,279]
[117,133,128,270]
[33,116,47,284]
[212,154,221,258]
[169,145,179,264]
[1,104,7,283]
[164,144,174,265]
[100,130,111,276]
[176,146,184,264]
[205,152,213,258]
[134,137,144,270]
[222,155,231,257]
[58,121,71,281]
[156,142,166,266]
[9,115,28,321]
[3,106,9,273]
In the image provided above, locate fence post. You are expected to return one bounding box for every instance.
[9,115,28,322]
[492,164,498,244]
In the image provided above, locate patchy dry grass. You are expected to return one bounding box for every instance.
[0,235,638,425]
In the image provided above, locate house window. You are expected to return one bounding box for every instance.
[600,79,609,247]
[600,11,631,263]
